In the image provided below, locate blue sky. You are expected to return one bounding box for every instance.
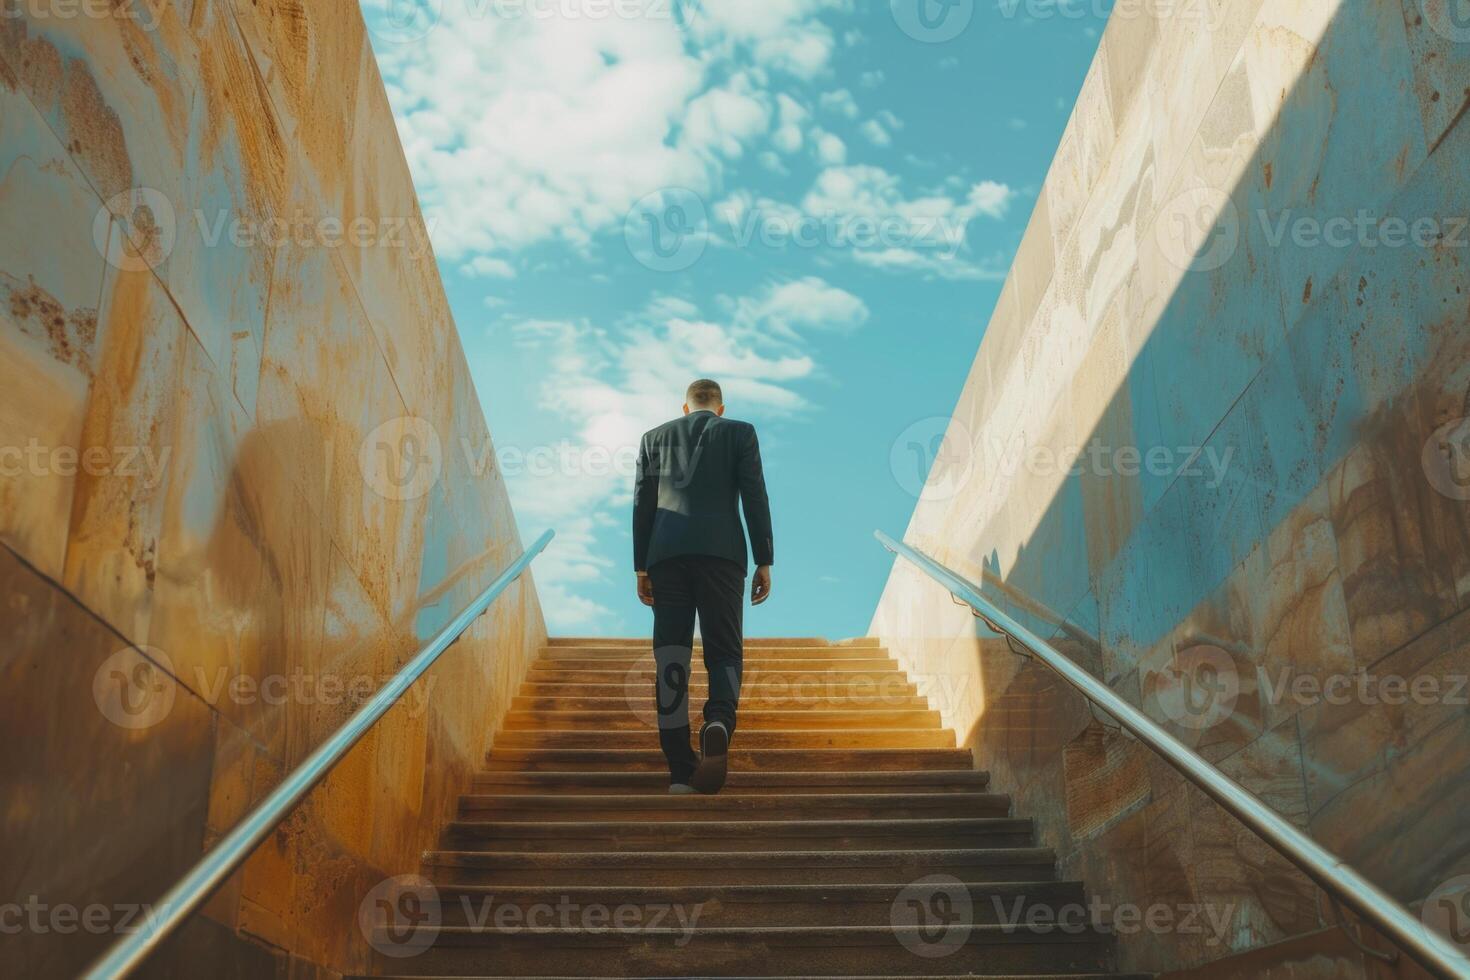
[360,0,1109,637]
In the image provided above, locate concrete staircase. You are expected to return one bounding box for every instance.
[361,638,1149,979]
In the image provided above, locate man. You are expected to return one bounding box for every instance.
[632,379,774,795]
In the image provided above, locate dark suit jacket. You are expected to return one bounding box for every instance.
[633,411,774,574]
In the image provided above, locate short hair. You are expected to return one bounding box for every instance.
[686,379,723,408]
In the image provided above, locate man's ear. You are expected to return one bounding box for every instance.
[715,405,726,417]
[682,403,691,415]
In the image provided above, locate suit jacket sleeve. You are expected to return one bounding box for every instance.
[738,425,774,566]
[632,433,656,571]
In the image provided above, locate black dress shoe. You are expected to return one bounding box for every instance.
[690,721,729,794]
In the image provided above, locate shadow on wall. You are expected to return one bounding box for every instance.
[897,1,1470,973]
[0,411,532,977]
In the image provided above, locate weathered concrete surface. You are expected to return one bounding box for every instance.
[871,0,1470,973]
[0,0,546,975]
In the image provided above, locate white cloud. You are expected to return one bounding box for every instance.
[758,151,790,175]
[370,0,850,264]
[819,88,860,119]
[733,277,870,337]
[530,515,617,629]
[775,165,1017,277]
[814,130,848,165]
[771,93,809,154]
[804,166,1014,232]
[679,76,772,159]
[860,119,891,146]
[967,180,1015,219]
[462,256,517,278]
[860,70,885,89]
[852,246,1008,281]
[684,0,851,79]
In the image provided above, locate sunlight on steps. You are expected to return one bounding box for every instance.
[353,638,1150,980]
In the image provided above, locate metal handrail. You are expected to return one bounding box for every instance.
[84,529,555,979]
[875,529,1470,980]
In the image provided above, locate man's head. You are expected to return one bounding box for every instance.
[683,379,725,416]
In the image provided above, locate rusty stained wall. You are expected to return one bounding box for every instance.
[0,0,547,975]
[871,0,1470,975]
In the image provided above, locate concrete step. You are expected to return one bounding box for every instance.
[538,647,893,662]
[467,769,993,796]
[376,923,1114,976]
[364,636,1140,979]
[547,637,883,648]
[441,816,1035,851]
[355,975,1146,980]
[482,747,974,772]
[423,846,1059,886]
[493,729,956,750]
[511,694,936,711]
[428,880,1086,928]
[532,664,893,678]
[535,664,905,678]
[459,790,1012,820]
[516,680,922,699]
[502,708,945,730]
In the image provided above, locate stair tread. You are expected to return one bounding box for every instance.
[459,792,1010,817]
[547,637,882,647]
[449,817,1030,831]
[425,847,1056,865]
[512,697,934,704]
[469,770,992,788]
[482,748,974,773]
[425,924,1112,942]
[429,880,1082,897]
[506,710,940,718]
[500,728,946,734]
[494,731,955,749]
[486,748,971,757]
[373,638,1131,978]
[530,666,905,674]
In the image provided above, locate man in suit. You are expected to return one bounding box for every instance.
[633,379,774,795]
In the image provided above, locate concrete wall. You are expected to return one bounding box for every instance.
[0,0,547,975]
[872,0,1470,974]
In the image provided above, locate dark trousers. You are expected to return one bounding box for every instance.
[648,555,745,784]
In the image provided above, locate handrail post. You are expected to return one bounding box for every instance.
[875,529,1470,980]
[82,529,554,980]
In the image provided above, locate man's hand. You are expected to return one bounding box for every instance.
[751,565,772,606]
[636,572,655,607]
